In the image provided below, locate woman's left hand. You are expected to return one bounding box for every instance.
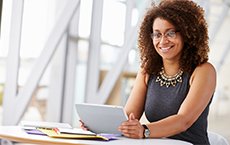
[118,113,145,139]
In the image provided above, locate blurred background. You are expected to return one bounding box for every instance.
[0,0,230,143]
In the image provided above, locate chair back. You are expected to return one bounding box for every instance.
[208,131,229,145]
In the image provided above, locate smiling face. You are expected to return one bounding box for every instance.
[152,18,184,63]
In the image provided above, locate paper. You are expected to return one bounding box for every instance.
[24,128,47,136]
[20,121,72,129]
[38,128,111,141]
[57,128,96,136]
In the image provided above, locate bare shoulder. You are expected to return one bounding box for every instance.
[193,62,216,75]
[190,62,216,84]
[138,68,149,86]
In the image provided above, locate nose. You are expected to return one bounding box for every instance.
[159,35,169,44]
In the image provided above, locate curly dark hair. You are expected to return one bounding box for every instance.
[138,0,209,75]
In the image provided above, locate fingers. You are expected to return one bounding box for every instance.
[119,125,139,135]
[122,119,139,126]
[122,132,143,139]
[129,113,135,120]
[120,126,143,139]
[79,120,89,131]
[118,113,143,139]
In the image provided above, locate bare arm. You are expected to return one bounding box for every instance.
[124,68,148,120]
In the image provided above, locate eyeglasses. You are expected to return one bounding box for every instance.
[151,29,179,41]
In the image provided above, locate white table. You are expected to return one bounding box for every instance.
[0,126,192,145]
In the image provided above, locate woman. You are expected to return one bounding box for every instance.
[118,0,216,145]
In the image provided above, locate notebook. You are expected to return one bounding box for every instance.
[37,128,110,140]
[75,103,128,135]
[20,120,115,140]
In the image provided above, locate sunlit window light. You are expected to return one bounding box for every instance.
[131,8,139,27]
[78,0,93,38]
[101,0,126,46]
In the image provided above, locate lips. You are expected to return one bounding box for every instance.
[160,46,173,53]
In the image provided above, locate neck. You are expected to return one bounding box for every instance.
[162,61,180,76]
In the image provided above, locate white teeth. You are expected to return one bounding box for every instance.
[161,47,171,52]
[161,47,170,50]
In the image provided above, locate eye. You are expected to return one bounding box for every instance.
[166,30,176,38]
[153,32,162,39]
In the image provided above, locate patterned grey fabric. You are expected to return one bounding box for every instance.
[145,72,212,145]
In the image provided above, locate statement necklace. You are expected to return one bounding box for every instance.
[156,68,183,87]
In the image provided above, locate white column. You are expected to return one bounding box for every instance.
[46,34,68,122]
[2,0,24,125]
[46,0,81,123]
[61,2,80,124]
[85,0,104,103]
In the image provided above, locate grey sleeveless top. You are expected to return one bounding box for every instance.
[145,72,211,145]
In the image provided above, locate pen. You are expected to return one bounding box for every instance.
[36,127,53,130]
[36,127,60,134]
[53,128,60,134]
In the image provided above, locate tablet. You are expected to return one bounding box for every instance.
[75,103,128,134]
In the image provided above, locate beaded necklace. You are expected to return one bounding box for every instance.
[156,68,183,87]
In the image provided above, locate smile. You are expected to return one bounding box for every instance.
[160,46,173,53]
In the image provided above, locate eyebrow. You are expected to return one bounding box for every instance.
[153,28,176,32]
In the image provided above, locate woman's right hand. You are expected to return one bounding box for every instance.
[79,120,89,131]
